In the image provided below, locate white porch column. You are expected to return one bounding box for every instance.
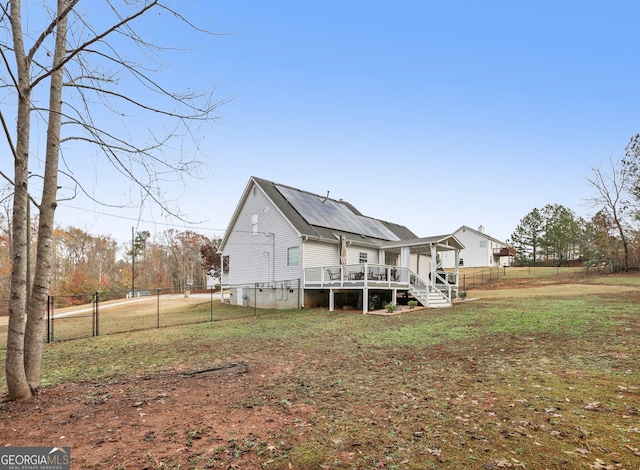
[392,289,397,306]
[430,244,437,286]
[400,246,411,267]
[400,246,411,282]
[329,288,335,312]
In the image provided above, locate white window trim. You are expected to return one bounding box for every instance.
[251,213,258,235]
[287,246,300,267]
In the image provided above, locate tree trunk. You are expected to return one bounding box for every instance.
[3,0,223,399]
[613,218,629,272]
[6,0,33,400]
[24,0,69,390]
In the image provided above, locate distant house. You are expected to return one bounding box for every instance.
[218,177,464,312]
[440,225,515,269]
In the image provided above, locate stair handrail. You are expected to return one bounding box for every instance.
[406,268,452,305]
[430,271,453,301]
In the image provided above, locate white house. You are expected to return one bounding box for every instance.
[218,177,465,312]
[440,225,515,269]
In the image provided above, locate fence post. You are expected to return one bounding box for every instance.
[157,288,161,328]
[92,295,95,336]
[210,286,213,321]
[94,291,100,336]
[51,295,55,342]
[47,295,51,343]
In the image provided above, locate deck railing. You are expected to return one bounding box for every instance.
[304,264,403,287]
[304,263,457,292]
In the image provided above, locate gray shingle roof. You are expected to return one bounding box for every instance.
[252,176,417,244]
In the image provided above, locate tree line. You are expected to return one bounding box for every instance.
[0,219,221,303]
[510,134,640,271]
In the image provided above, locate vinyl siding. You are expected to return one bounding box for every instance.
[411,253,433,277]
[223,183,301,285]
[303,240,383,268]
[440,228,508,268]
[449,230,488,267]
[348,245,379,265]
[303,240,339,268]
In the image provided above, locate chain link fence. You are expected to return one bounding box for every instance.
[0,284,291,349]
[1,271,589,348]
[457,265,586,291]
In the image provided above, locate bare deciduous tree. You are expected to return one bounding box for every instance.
[1,0,225,400]
[585,157,632,272]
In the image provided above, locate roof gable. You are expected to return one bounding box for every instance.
[454,225,510,246]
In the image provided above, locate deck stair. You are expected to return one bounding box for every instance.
[407,271,453,308]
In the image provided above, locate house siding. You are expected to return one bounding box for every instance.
[224,183,301,285]
[348,245,379,265]
[459,229,491,267]
[441,226,510,268]
[303,240,339,269]
[411,253,433,277]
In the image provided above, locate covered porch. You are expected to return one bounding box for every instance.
[303,234,464,312]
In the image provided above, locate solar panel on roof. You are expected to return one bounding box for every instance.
[276,185,400,241]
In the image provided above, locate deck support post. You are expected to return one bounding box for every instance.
[329,288,334,312]
[362,288,368,314]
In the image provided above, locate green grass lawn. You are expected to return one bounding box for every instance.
[1,271,639,469]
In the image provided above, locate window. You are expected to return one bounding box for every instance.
[287,247,300,266]
[251,213,258,235]
[222,256,230,274]
[479,240,487,248]
[359,252,368,264]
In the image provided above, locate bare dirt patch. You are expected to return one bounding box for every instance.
[0,361,313,469]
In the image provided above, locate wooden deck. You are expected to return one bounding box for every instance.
[304,264,458,310]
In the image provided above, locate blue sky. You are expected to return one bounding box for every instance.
[53,1,640,245]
